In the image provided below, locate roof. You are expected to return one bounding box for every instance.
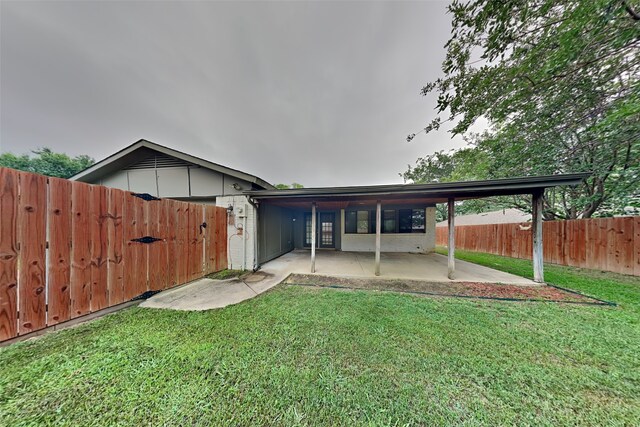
[70,139,275,190]
[244,173,589,205]
[436,208,531,227]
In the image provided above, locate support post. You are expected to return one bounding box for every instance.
[311,202,316,273]
[375,200,381,276]
[447,198,455,280]
[532,190,544,283]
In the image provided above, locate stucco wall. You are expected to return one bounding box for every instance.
[340,207,436,253]
[216,195,257,271]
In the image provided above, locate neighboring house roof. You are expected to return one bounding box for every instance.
[244,173,590,203]
[70,139,275,190]
[436,208,531,227]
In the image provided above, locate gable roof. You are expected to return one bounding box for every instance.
[70,139,275,190]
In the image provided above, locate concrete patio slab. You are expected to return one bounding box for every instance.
[265,250,537,285]
[140,249,536,311]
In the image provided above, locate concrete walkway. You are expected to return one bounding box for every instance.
[140,250,536,311]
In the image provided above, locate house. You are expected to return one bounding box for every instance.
[72,139,589,283]
[435,208,531,227]
[70,139,274,204]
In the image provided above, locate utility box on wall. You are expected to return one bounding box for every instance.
[217,195,257,270]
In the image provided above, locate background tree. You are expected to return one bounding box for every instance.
[0,148,95,178]
[408,0,640,219]
[275,182,304,189]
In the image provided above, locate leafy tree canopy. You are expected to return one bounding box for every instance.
[275,182,304,189]
[408,0,640,219]
[0,148,95,178]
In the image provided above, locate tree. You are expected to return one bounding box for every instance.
[275,182,304,189]
[0,148,95,178]
[402,147,508,221]
[411,0,640,219]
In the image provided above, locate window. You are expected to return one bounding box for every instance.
[399,209,425,233]
[345,211,357,233]
[383,210,396,233]
[357,211,369,234]
[412,209,425,232]
[345,207,426,233]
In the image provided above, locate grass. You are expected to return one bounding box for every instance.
[435,246,640,310]
[205,269,246,280]
[1,254,639,425]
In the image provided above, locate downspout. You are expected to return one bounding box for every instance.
[247,197,260,271]
[242,204,248,271]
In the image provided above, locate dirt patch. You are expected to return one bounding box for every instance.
[284,274,607,304]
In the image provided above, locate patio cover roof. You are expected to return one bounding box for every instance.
[244,173,590,207]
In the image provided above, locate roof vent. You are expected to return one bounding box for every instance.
[126,153,194,170]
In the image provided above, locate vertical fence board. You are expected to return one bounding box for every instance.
[147,200,160,291]
[134,196,148,296]
[195,205,205,278]
[47,178,72,326]
[17,172,47,334]
[70,181,92,318]
[158,201,169,289]
[204,206,217,274]
[122,193,137,301]
[191,204,198,280]
[613,217,634,275]
[90,185,108,311]
[635,216,640,277]
[167,200,178,287]
[217,207,227,270]
[0,168,19,340]
[107,188,125,305]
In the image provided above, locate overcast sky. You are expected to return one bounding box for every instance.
[1,0,473,187]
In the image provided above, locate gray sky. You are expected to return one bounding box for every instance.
[1,0,471,187]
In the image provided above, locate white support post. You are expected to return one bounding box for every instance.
[532,190,544,283]
[448,198,455,280]
[311,202,316,273]
[375,200,381,276]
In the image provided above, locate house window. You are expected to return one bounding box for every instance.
[345,211,357,233]
[399,208,425,233]
[345,207,426,233]
[383,210,396,233]
[357,211,369,234]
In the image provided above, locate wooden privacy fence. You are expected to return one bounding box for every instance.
[0,167,228,342]
[436,217,640,276]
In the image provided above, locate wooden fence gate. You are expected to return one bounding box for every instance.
[0,168,228,342]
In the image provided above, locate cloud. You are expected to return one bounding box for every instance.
[0,0,471,186]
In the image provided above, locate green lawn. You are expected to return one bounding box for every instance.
[1,253,639,426]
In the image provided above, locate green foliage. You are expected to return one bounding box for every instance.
[402,147,514,220]
[275,182,304,189]
[205,269,246,280]
[414,0,640,219]
[0,148,94,178]
[1,276,639,425]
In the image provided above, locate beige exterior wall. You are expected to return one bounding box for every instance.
[340,207,436,253]
[94,166,253,198]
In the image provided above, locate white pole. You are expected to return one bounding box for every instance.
[448,198,455,280]
[532,191,544,283]
[375,200,381,276]
[311,203,316,273]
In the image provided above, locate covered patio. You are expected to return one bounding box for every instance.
[246,173,590,283]
[263,250,535,285]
